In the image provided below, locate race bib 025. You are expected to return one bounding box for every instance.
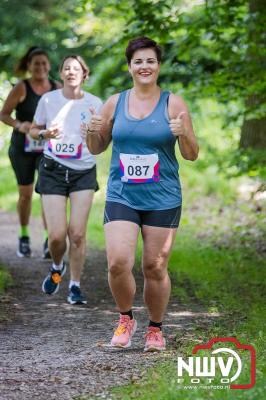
[120,153,160,183]
[48,136,82,159]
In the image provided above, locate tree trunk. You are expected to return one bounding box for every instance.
[240,96,266,149]
[239,0,266,149]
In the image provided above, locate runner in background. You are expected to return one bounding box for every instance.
[86,37,199,351]
[0,47,61,258]
[30,55,102,305]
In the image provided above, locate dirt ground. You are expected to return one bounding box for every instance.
[0,210,218,400]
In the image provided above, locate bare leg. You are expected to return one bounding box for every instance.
[41,195,68,264]
[17,184,33,227]
[104,221,139,311]
[68,190,94,282]
[41,201,48,230]
[142,226,177,322]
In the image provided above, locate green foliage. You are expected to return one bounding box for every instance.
[0,0,84,79]
[0,2,265,173]
[229,148,266,179]
[0,265,12,294]
[1,0,265,109]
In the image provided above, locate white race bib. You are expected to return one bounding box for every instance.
[24,134,45,153]
[120,153,160,183]
[48,136,82,159]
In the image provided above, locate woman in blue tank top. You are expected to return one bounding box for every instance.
[87,37,199,351]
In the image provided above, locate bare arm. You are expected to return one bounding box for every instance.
[86,94,119,155]
[168,94,199,161]
[30,121,61,140]
[0,81,31,133]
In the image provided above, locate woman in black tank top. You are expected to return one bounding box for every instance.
[0,47,61,258]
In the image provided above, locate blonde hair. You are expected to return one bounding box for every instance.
[59,55,89,81]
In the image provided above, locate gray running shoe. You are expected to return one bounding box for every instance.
[67,285,87,305]
[17,236,31,258]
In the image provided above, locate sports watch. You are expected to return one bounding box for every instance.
[38,130,46,140]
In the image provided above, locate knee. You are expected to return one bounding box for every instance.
[49,231,66,247]
[108,256,133,279]
[19,192,32,203]
[143,261,168,281]
[68,229,85,248]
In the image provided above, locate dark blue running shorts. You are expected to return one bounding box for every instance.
[104,201,181,228]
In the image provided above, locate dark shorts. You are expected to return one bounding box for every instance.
[37,155,99,196]
[8,146,42,186]
[104,201,182,228]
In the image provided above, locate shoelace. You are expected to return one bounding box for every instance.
[145,328,162,342]
[114,316,132,336]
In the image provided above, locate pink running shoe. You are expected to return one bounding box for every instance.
[110,315,137,348]
[144,326,166,352]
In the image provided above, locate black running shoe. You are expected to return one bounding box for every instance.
[67,285,87,305]
[17,236,31,258]
[42,238,51,259]
[42,262,66,295]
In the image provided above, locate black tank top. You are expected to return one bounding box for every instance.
[10,79,57,152]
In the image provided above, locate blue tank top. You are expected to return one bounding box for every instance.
[106,89,182,210]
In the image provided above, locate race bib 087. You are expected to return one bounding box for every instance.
[120,153,160,183]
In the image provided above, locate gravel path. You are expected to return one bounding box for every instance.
[0,210,217,400]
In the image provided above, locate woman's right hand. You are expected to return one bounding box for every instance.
[17,121,32,134]
[44,123,62,139]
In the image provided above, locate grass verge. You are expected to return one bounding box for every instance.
[0,265,12,294]
[109,198,265,400]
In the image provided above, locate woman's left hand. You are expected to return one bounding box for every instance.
[169,111,188,137]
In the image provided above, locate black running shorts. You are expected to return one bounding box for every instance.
[8,146,41,186]
[37,155,99,196]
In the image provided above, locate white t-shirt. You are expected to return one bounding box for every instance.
[34,89,102,170]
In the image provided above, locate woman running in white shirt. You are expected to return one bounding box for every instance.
[30,55,102,304]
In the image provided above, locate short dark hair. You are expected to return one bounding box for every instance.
[59,55,90,81]
[125,37,162,64]
[15,47,49,76]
